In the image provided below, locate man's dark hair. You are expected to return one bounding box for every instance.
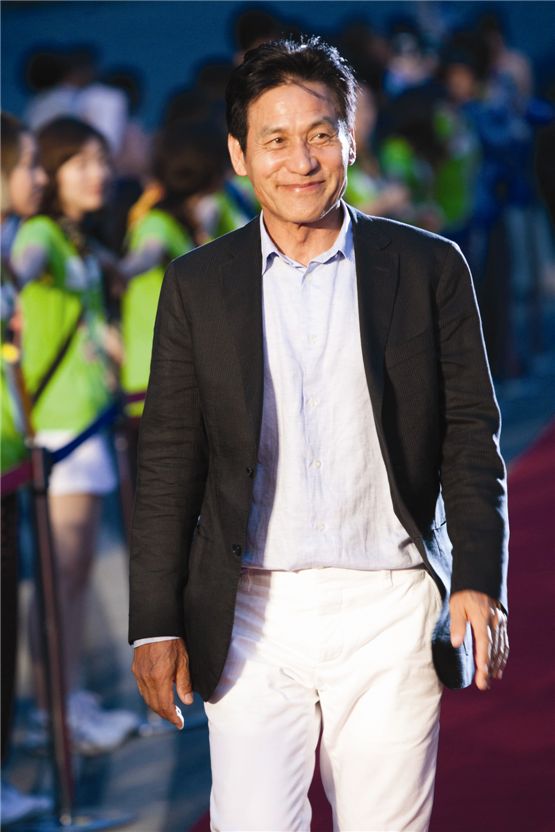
[226,36,358,151]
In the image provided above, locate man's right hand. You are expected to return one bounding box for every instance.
[132,638,193,729]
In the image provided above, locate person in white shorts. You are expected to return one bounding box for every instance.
[11,116,139,755]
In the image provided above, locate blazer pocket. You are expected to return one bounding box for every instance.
[385,326,435,369]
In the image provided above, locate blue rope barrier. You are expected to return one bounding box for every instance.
[50,401,121,466]
[1,392,146,496]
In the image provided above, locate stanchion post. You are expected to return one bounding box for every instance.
[16,407,135,830]
[30,443,75,826]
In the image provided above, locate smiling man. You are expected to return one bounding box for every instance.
[129,37,509,832]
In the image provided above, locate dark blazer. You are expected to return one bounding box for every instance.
[129,206,509,701]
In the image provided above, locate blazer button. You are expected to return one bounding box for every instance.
[246,466,254,478]
[231,544,242,557]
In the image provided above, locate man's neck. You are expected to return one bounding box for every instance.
[262,203,344,266]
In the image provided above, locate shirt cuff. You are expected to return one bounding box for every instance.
[132,636,180,648]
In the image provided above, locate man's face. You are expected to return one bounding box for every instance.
[228,80,355,229]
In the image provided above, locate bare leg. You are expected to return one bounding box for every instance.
[29,493,102,707]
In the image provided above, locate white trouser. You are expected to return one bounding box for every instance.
[205,565,443,832]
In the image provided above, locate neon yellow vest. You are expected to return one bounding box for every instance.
[121,210,193,416]
[12,216,111,433]
[344,163,380,210]
[1,349,27,473]
[209,190,251,240]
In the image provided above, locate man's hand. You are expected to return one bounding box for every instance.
[132,639,193,728]
[450,590,509,691]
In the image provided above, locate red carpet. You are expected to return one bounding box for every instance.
[430,421,555,832]
[191,422,555,832]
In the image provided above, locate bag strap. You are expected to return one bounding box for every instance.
[31,306,85,406]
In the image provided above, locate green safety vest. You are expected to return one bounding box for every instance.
[121,209,193,416]
[344,163,380,211]
[12,216,111,433]
[1,264,27,474]
[1,356,27,474]
[433,106,480,228]
[210,190,251,240]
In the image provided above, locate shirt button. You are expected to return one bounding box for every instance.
[231,544,242,557]
[246,466,254,478]
[313,459,322,468]
[308,335,317,345]
[317,523,326,531]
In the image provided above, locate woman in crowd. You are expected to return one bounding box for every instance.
[120,118,230,433]
[10,116,139,755]
[344,83,411,219]
[1,111,52,827]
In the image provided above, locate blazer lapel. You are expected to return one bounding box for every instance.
[349,207,399,425]
[219,218,264,450]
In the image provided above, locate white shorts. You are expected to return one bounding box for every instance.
[34,430,118,496]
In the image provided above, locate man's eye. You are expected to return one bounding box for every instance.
[312,133,331,142]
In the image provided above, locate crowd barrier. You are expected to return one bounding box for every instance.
[1,392,144,831]
[1,393,145,496]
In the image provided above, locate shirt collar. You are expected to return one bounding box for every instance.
[260,201,354,274]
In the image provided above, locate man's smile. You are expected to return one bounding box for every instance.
[279,181,325,191]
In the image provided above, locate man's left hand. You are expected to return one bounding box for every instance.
[450,590,509,690]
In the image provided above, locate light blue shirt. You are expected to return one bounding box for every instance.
[243,205,422,571]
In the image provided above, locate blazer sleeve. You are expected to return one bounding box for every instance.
[436,242,509,612]
[128,260,208,642]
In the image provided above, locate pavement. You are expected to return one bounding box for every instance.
[4,295,555,832]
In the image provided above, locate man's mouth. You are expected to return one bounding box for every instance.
[280,181,324,191]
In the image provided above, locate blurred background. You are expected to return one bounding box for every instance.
[1,2,554,830]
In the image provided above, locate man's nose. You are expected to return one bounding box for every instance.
[287,139,318,175]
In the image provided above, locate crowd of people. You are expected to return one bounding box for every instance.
[1,5,553,826]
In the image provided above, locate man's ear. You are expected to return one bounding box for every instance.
[228,134,248,176]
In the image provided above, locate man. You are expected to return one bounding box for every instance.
[130,37,509,832]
